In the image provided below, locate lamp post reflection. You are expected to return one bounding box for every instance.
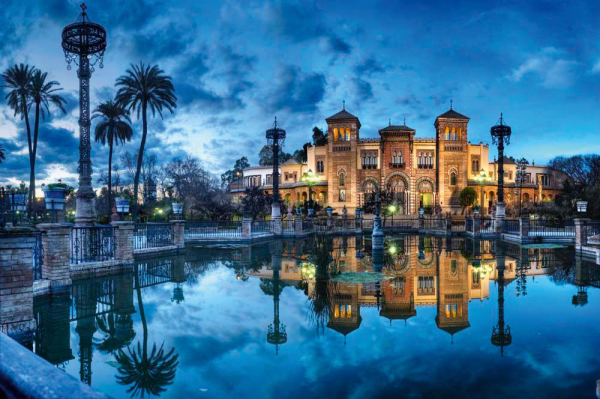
[491,247,512,356]
[266,248,287,355]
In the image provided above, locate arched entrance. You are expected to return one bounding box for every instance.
[417,178,434,212]
[386,174,409,214]
[359,177,378,206]
[318,191,327,206]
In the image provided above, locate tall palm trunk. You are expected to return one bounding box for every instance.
[30,101,41,216]
[132,101,148,222]
[107,128,114,219]
[134,269,148,362]
[22,93,33,216]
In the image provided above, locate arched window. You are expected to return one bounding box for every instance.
[458,127,462,140]
[450,172,457,186]
[388,177,406,193]
[398,150,403,165]
[345,128,351,141]
[333,128,339,141]
[451,127,456,141]
[339,173,345,187]
[392,151,397,163]
[472,159,479,173]
[444,127,450,140]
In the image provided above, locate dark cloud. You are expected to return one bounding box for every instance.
[130,22,193,61]
[351,77,373,101]
[261,65,326,114]
[353,57,386,77]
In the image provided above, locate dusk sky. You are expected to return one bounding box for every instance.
[1,0,600,187]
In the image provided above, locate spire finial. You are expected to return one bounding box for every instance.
[343,100,345,110]
[450,99,453,110]
[403,117,406,126]
[389,118,391,126]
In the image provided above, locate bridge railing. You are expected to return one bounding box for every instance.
[70,225,116,264]
[185,220,242,238]
[529,219,575,237]
[503,219,519,235]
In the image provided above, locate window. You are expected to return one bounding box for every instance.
[418,151,434,169]
[418,276,435,294]
[392,150,403,166]
[472,158,480,173]
[361,151,378,169]
[316,160,325,173]
[345,128,350,141]
[333,128,339,141]
[450,172,457,186]
[339,173,345,186]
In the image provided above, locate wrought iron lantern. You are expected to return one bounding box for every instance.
[172,202,183,215]
[62,3,107,225]
[266,117,286,214]
[576,200,588,213]
[115,197,130,214]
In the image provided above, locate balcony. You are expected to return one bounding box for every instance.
[418,164,434,170]
[362,164,377,170]
[389,162,405,169]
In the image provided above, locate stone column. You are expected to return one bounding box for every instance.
[271,217,282,236]
[34,293,74,366]
[519,217,530,243]
[355,214,363,234]
[495,202,506,234]
[294,216,303,237]
[242,217,252,239]
[574,218,590,250]
[0,229,36,344]
[473,216,481,237]
[170,220,185,248]
[112,221,134,262]
[446,214,452,235]
[419,213,425,230]
[38,223,72,291]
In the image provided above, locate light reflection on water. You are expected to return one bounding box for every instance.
[30,236,600,398]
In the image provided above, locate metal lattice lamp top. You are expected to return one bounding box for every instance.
[490,113,511,145]
[266,117,286,143]
[62,3,107,71]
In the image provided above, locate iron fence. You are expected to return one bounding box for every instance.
[382,218,419,230]
[465,218,473,233]
[282,219,295,234]
[70,225,116,264]
[480,218,495,234]
[134,223,174,250]
[423,217,444,231]
[529,219,575,237]
[252,220,273,235]
[584,221,600,245]
[503,219,519,234]
[451,219,466,232]
[185,221,242,238]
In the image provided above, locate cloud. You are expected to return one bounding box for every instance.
[353,57,386,77]
[509,47,578,89]
[261,65,326,114]
[591,59,600,74]
[351,77,373,101]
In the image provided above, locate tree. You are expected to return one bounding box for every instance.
[293,147,308,164]
[27,69,67,212]
[459,187,477,214]
[258,144,291,166]
[362,190,396,216]
[92,100,133,218]
[115,270,179,397]
[221,156,250,188]
[312,126,328,146]
[549,154,600,219]
[240,187,270,218]
[2,64,35,210]
[116,62,177,221]
[0,143,5,163]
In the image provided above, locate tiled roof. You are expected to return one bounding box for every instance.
[326,109,359,121]
[436,108,470,120]
[281,158,301,166]
[379,124,415,133]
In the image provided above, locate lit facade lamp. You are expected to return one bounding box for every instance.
[576,200,588,213]
[301,169,319,215]
[388,204,398,226]
[62,3,107,226]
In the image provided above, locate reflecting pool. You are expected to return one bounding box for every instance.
[30,236,600,398]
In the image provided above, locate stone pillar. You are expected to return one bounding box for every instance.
[38,223,72,291]
[419,214,424,230]
[34,293,74,365]
[272,217,283,236]
[519,217,530,243]
[112,221,134,262]
[114,272,136,344]
[446,214,452,235]
[294,216,303,236]
[242,217,252,239]
[170,220,185,248]
[0,229,36,344]
[355,214,363,234]
[495,202,506,234]
[171,255,187,304]
[574,218,590,250]
[473,216,481,237]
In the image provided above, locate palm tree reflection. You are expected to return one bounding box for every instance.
[115,268,179,397]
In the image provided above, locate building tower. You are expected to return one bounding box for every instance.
[326,103,361,213]
[435,104,470,214]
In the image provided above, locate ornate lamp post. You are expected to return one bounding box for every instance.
[515,158,528,217]
[62,4,106,226]
[267,250,287,355]
[491,114,511,231]
[301,169,319,215]
[473,169,492,215]
[266,117,286,223]
[491,243,512,356]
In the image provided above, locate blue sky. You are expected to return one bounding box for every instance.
[1,0,600,187]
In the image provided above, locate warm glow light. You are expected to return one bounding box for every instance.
[388,205,397,213]
[389,245,397,255]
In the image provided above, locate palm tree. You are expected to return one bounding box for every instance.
[115,63,177,221]
[2,64,34,208]
[0,143,5,163]
[115,269,179,397]
[92,101,133,217]
[94,312,136,355]
[27,69,67,210]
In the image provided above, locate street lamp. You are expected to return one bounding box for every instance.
[576,200,588,213]
[515,158,528,217]
[388,204,397,226]
[491,113,512,224]
[301,169,319,215]
[473,169,492,215]
[62,3,107,226]
[266,117,286,221]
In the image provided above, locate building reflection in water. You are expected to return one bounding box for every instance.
[6,235,599,396]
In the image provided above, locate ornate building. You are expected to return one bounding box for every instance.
[236,105,564,215]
